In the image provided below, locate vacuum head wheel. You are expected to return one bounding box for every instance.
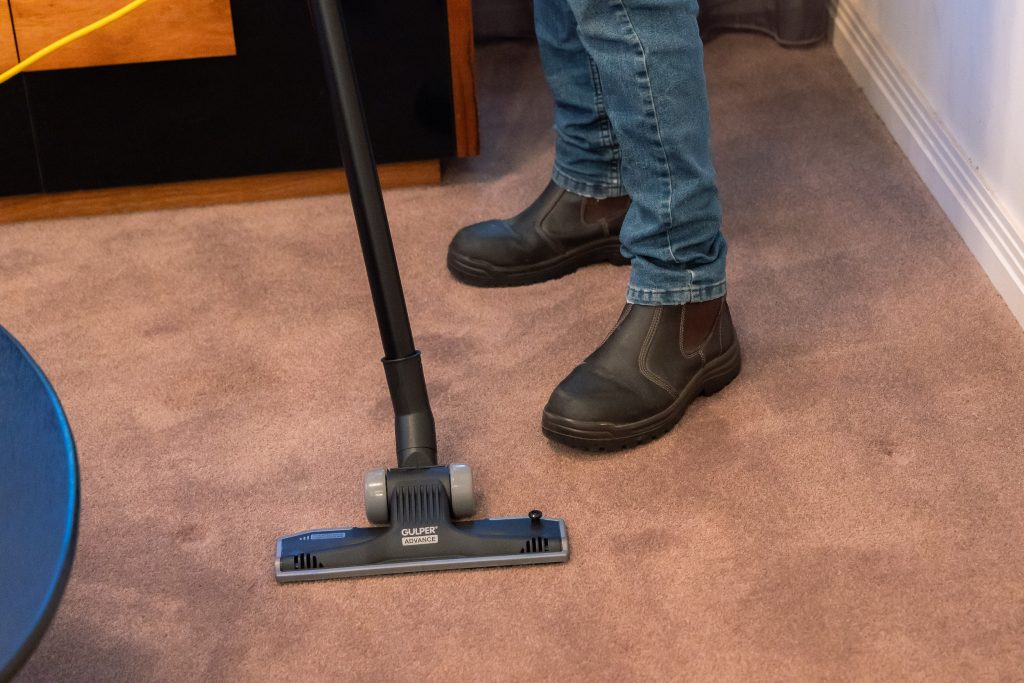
[363,468,389,524]
[448,464,475,518]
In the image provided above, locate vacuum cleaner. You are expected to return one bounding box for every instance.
[274,0,570,582]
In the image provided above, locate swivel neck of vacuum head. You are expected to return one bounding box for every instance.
[383,351,437,467]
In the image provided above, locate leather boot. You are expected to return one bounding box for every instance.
[447,181,631,286]
[542,297,741,450]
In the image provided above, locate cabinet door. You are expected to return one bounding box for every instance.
[10,0,236,71]
[1,6,42,197]
[18,0,456,195]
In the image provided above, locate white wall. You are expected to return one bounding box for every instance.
[832,0,1024,327]
[854,1,1024,226]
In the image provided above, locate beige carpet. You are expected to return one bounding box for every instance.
[5,35,1024,681]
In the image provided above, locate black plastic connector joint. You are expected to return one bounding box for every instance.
[382,351,437,468]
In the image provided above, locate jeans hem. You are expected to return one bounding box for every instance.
[552,167,627,199]
[626,281,726,305]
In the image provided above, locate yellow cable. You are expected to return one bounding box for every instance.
[0,0,151,85]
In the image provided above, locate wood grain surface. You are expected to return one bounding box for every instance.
[10,0,236,71]
[446,0,479,157]
[1,3,18,71]
[0,160,442,223]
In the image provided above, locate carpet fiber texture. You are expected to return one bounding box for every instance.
[4,35,1024,681]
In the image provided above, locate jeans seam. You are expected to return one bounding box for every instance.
[552,166,625,198]
[629,284,725,293]
[586,56,620,190]
[626,281,727,305]
[612,0,677,264]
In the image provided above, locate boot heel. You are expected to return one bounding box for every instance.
[700,343,741,396]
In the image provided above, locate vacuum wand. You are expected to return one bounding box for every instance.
[310,0,436,468]
[275,0,570,583]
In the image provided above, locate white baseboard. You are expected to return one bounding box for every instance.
[830,0,1024,329]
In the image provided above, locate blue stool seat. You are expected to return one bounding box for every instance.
[0,326,79,680]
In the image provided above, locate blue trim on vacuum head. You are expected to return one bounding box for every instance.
[275,517,569,582]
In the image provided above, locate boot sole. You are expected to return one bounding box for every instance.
[541,336,742,451]
[447,236,628,287]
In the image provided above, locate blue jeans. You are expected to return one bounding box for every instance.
[534,0,727,304]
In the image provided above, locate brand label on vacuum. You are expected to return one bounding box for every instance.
[401,526,439,546]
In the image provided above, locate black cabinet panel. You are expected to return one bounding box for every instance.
[20,0,455,193]
[0,80,42,197]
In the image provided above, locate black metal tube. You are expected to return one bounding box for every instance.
[310,0,415,360]
[310,0,437,466]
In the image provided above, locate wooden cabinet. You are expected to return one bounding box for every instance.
[0,0,478,221]
[9,0,237,71]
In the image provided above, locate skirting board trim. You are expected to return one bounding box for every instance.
[0,160,442,224]
[831,0,1024,329]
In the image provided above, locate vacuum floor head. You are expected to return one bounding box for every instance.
[275,465,569,582]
